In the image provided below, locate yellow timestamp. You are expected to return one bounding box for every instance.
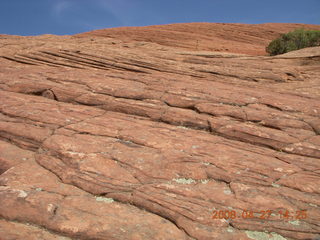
[212,209,308,220]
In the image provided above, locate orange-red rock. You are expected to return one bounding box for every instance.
[77,22,320,55]
[0,23,320,240]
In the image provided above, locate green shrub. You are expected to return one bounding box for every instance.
[266,29,320,55]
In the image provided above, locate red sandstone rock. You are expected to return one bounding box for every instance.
[77,22,320,55]
[0,23,320,240]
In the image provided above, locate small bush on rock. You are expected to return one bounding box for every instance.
[266,29,320,56]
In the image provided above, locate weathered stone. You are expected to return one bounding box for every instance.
[0,23,320,240]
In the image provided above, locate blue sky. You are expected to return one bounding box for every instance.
[1,0,319,36]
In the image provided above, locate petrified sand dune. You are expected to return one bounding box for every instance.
[77,22,320,55]
[0,23,320,240]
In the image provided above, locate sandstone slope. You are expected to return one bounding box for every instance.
[77,22,320,55]
[0,23,320,240]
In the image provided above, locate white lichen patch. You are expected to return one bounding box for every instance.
[227,227,234,233]
[18,190,28,198]
[245,231,287,240]
[271,183,281,188]
[35,187,43,192]
[57,237,72,240]
[274,168,283,172]
[121,139,133,144]
[284,147,294,152]
[200,179,209,184]
[47,203,56,213]
[288,220,300,226]
[172,178,196,184]
[95,197,114,203]
[202,162,210,166]
[176,126,189,129]
[223,189,232,195]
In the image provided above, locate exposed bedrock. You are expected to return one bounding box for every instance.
[0,23,320,240]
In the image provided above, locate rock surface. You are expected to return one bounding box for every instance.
[77,22,320,55]
[0,23,320,240]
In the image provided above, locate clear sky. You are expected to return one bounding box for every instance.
[1,0,319,36]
